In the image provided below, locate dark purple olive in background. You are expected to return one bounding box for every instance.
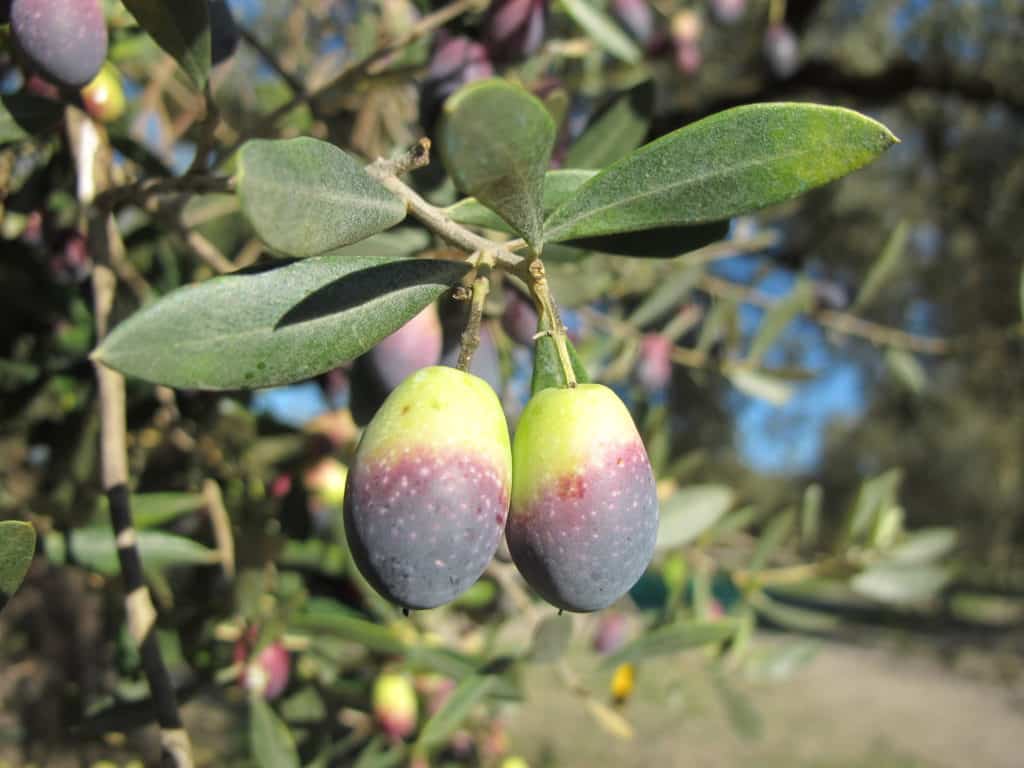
[11,0,107,88]
[419,32,493,133]
[48,230,91,284]
[440,323,503,394]
[0,0,11,23]
[610,0,655,48]
[501,288,538,347]
[369,304,444,392]
[764,23,800,79]
[710,0,745,25]
[481,0,548,64]
[209,0,240,66]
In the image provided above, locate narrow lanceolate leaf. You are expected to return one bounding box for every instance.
[44,528,219,574]
[747,279,814,366]
[559,0,642,64]
[852,220,910,311]
[0,93,63,144]
[567,82,653,169]
[415,675,494,751]
[439,79,556,253]
[0,521,35,613]
[96,492,204,529]
[123,0,211,89]
[93,254,470,390]
[850,563,951,605]
[727,369,794,405]
[749,508,797,572]
[655,485,735,552]
[250,696,301,768]
[238,138,406,258]
[602,620,739,668]
[544,103,899,242]
[627,267,704,329]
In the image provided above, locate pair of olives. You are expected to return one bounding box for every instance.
[343,366,659,613]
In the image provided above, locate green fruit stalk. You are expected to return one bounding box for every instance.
[343,366,512,609]
[507,384,658,612]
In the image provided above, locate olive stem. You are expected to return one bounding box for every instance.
[457,252,495,372]
[521,259,577,388]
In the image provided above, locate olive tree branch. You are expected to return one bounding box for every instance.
[70,108,194,768]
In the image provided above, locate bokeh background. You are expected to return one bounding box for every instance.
[1,0,1023,766]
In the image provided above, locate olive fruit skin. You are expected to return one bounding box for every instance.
[343,366,512,610]
[11,0,107,88]
[507,384,658,612]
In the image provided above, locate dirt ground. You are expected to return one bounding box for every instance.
[506,636,1024,768]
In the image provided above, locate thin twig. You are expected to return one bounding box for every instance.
[457,253,495,370]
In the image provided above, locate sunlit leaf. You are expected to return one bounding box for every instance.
[238,138,406,258]
[559,0,643,63]
[711,669,762,740]
[545,103,898,242]
[800,484,823,548]
[749,592,840,632]
[415,675,493,751]
[743,641,820,683]
[0,521,35,613]
[842,469,902,547]
[886,348,927,394]
[123,0,211,88]
[567,82,652,169]
[727,368,794,406]
[850,563,951,604]
[291,604,405,655]
[887,527,957,564]
[44,528,219,574]
[655,485,735,551]
[249,696,300,768]
[93,253,469,390]
[439,79,556,252]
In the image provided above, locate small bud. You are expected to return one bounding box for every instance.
[764,23,800,79]
[372,673,419,742]
[235,637,291,701]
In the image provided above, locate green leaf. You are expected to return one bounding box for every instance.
[566,83,652,169]
[726,368,795,406]
[0,93,64,144]
[842,469,902,547]
[96,492,204,529]
[749,508,796,572]
[886,348,927,394]
[530,314,591,394]
[352,736,406,768]
[559,0,643,63]
[747,279,814,366]
[743,640,820,683]
[887,528,957,564]
[852,220,910,312]
[447,169,597,232]
[544,103,898,242]
[291,606,405,655]
[238,138,407,258]
[711,669,763,740]
[627,267,704,329]
[749,592,839,633]
[45,528,219,575]
[800,484,823,548]
[122,0,211,89]
[0,521,36,613]
[655,485,735,552]
[528,614,573,662]
[696,298,738,356]
[93,253,469,390]
[602,620,738,668]
[850,563,951,605]
[439,79,556,252]
[249,696,301,768]
[415,675,494,752]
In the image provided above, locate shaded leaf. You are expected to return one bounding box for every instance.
[711,669,762,740]
[800,484,823,548]
[544,103,898,242]
[559,0,643,63]
[96,492,204,529]
[949,592,1024,628]
[415,675,493,751]
[93,253,469,390]
[852,220,909,311]
[655,485,735,551]
[123,0,211,89]
[747,279,813,365]
[602,620,738,668]
[0,521,36,613]
[439,79,556,252]
[696,298,738,356]
[528,614,572,662]
[0,93,63,144]
[628,268,704,329]
[750,592,840,633]
[567,221,729,259]
[567,83,653,169]
[352,737,406,768]
[851,563,951,605]
[45,528,218,574]
[531,314,591,394]
[291,605,405,655]
[249,696,300,768]
[238,138,406,258]
[749,508,796,572]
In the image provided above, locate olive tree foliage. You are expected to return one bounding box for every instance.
[0,0,1021,765]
